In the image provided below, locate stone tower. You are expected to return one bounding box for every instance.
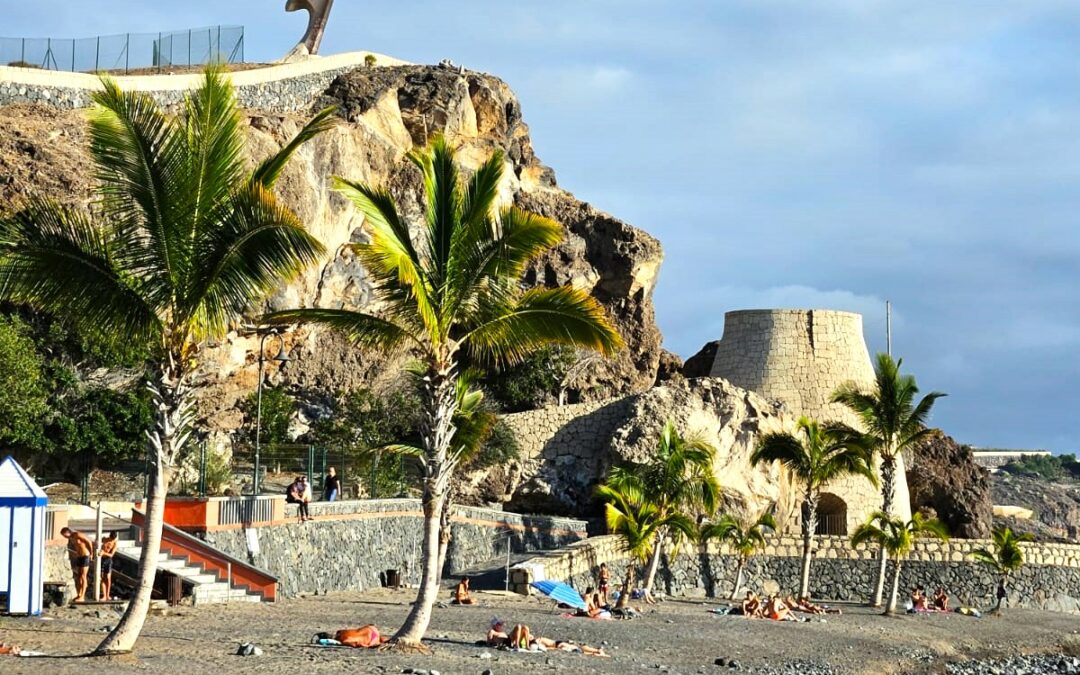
[708,309,911,534]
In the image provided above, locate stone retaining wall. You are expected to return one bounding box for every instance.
[202,498,586,598]
[0,51,409,111]
[513,534,1080,614]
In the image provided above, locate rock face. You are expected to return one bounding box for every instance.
[906,430,993,538]
[493,377,802,525]
[682,340,720,379]
[991,474,1080,542]
[0,64,665,445]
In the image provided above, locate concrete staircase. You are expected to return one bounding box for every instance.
[80,530,262,605]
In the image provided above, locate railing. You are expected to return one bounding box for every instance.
[0,25,244,74]
[218,496,276,527]
[815,514,847,536]
[131,510,277,601]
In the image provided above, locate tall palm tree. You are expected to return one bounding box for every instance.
[851,511,949,615]
[605,421,720,595]
[384,372,498,584]
[699,512,777,600]
[750,416,876,599]
[970,526,1033,613]
[266,136,622,650]
[595,478,696,603]
[0,71,332,653]
[832,352,946,606]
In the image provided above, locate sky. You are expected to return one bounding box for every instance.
[3,1,1078,453]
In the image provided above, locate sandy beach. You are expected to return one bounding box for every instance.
[1,588,1078,674]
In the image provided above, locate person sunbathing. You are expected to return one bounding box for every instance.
[487,618,510,646]
[502,624,609,657]
[797,595,841,614]
[742,590,762,617]
[452,577,475,605]
[765,594,791,621]
[910,587,928,611]
[932,588,949,611]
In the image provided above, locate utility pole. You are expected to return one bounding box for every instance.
[886,300,892,356]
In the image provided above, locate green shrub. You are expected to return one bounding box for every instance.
[999,453,1080,481]
[364,54,377,67]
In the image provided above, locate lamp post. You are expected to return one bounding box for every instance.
[254,329,290,495]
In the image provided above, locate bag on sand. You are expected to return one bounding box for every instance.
[336,625,384,648]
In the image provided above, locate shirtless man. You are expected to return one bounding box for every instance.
[99,532,118,600]
[61,527,93,602]
[598,563,611,604]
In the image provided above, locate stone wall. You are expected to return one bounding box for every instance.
[500,398,634,514]
[0,51,408,111]
[513,534,1080,614]
[708,308,911,528]
[202,499,585,598]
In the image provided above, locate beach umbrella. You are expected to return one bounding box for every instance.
[530,580,587,610]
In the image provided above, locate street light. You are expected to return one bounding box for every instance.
[254,329,290,495]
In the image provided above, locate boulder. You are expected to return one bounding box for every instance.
[906,430,992,538]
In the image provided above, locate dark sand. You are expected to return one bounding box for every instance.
[1,588,1078,674]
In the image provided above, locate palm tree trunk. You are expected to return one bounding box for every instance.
[885,557,902,615]
[731,558,745,600]
[96,359,190,654]
[872,455,896,607]
[435,491,453,585]
[799,493,819,599]
[643,530,666,593]
[391,368,457,648]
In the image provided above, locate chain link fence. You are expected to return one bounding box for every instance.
[1,25,244,74]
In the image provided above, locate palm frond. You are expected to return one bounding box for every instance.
[251,105,338,188]
[262,308,414,351]
[89,76,186,291]
[464,286,623,365]
[186,183,324,339]
[408,135,460,286]
[0,199,161,347]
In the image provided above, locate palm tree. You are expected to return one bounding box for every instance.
[832,352,946,607]
[699,512,777,600]
[605,421,720,596]
[265,136,621,650]
[0,71,332,653]
[851,511,949,615]
[970,526,1033,613]
[385,372,498,584]
[750,416,876,599]
[595,478,696,604]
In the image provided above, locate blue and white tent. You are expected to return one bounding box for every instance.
[0,456,48,615]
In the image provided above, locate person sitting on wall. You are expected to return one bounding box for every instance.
[741,590,762,618]
[286,476,311,522]
[61,527,94,603]
[452,577,475,605]
[932,587,949,611]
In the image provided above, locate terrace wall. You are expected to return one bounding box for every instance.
[512,535,1080,614]
[201,498,586,598]
[0,51,408,111]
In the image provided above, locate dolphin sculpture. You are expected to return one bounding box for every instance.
[285,0,335,56]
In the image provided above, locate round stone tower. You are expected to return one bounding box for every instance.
[708,309,911,533]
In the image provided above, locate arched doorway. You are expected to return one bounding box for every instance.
[815,493,847,536]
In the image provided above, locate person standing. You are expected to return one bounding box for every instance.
[324,466,341,502]
[598,562,611,604]
[300,475,313,521]
[98,532,118,600]
[61,527,93,602]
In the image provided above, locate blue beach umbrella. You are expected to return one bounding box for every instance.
[530,580,587,610]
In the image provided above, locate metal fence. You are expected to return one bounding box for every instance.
[1,25,244,74]
[217,496,276,527]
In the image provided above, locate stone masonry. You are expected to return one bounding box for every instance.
[513,534,1080,614]
[202,499,586,598]
[709,309,912,531]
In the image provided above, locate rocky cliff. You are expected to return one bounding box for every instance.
[906,430,993,538]
[0,64,665,445]
[992,474,1080,542]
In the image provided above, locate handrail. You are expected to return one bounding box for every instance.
[130,510,277,585]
